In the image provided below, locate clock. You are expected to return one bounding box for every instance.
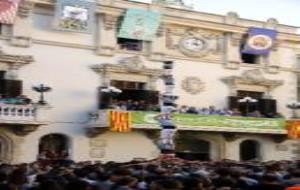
[179,35,209,57]
[181,37,206,51]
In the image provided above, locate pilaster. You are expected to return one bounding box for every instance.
[95,13,119,56]
[11,0,34,47]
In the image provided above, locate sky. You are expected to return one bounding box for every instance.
[131,0,300,27]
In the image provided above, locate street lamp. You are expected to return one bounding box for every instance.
[32,84,52,105]
[287,101,300,118]
[238,96,258,116]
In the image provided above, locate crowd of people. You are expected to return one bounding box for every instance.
[178,105,284,118]
[110,99,283,118]
[1,157,300,190]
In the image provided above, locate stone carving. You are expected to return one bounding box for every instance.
[265,18,279,30]
[181,76,205,95]
[0,47,34,65]
[89,139,107,147]
[90,148,105,158]
[18,1,34,18]
[118,56,146,72]
[243,69,266,83]
[224,12,239,25]
[178,29,215,57]
[102,13,119,30]
[222,69,284,96]
[89,139,107,158]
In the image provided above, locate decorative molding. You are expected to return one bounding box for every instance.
[265,18,279,30]
[230,33,243,46]
[224,12,239,25]
[101,13,119,30]
[0,47,34,65]
[156,23,165,37]
[178,28,219,57]
[18,1,34,18]
[222,69,283,90]
[118,56,147,73]
[11,36,32,48]
[271,134,287,143]
[91,56,163,77]
[181,76,205,95]
[11,125,38,136]
[86,127,108,138]
[222,133,240,142]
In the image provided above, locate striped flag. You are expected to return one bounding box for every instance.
[0,0,22,25]
[109,110,132,132]
[286,120,300,139]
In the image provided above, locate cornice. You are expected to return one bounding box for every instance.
[32,0,300,42]
[133,124,286,135]
[0,48,34,65]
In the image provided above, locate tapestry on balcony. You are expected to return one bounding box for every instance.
[118,8,161,41]
[242,27,277,55]
[54,0,95,33]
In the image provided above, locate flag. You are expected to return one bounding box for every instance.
[54,0,95,33]
[286,120,300,139]
[118,8,161,41]
[242,27,277,55]
[109,110,132,132]
[0,0,22,24]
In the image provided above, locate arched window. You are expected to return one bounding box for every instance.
[240,140,260,161]
[176,139,210,161]
[38,134,69,160]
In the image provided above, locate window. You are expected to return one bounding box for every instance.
[296,56,300,69]
[117,38,143,51]
[297,75,300,102]
[240,34,261,64]
[111,80,146,90]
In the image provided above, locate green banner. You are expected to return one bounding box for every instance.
[118,9,161,41]
[132,112,285,129]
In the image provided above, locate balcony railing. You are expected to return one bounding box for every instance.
[0,103,36,122]
[87,110,287,134]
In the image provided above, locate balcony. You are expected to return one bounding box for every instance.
[86,110,288,137]
[0,103,47,136]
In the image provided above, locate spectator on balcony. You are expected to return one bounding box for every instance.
[231,108,242,116]
[178,105,188,113]
[247,110,262,118]
[186,106,198,114]
[198,108,210,115]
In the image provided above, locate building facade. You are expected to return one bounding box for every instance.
[0,0,300,163]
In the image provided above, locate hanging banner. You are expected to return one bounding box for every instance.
[109,110,132,132]
[0,0,22,25]
[54,0,95,33]
[132,111,285,129]
[242,27,277,55]
[286,120,300,139]
[118,8,161,41]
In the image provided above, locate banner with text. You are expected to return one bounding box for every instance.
[132,112,285,129]
[118,9,161,41]
[242,27,277,55]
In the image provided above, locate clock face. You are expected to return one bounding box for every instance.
[182,37,206,52]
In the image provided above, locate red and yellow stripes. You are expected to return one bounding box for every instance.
[286,120,300,139]
[109,110,132,132]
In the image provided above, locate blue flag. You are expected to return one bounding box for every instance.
[242,27,277,55]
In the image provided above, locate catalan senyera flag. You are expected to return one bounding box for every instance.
[286,120,300,139]
[0,0,22,25]
[109,110,132,132]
